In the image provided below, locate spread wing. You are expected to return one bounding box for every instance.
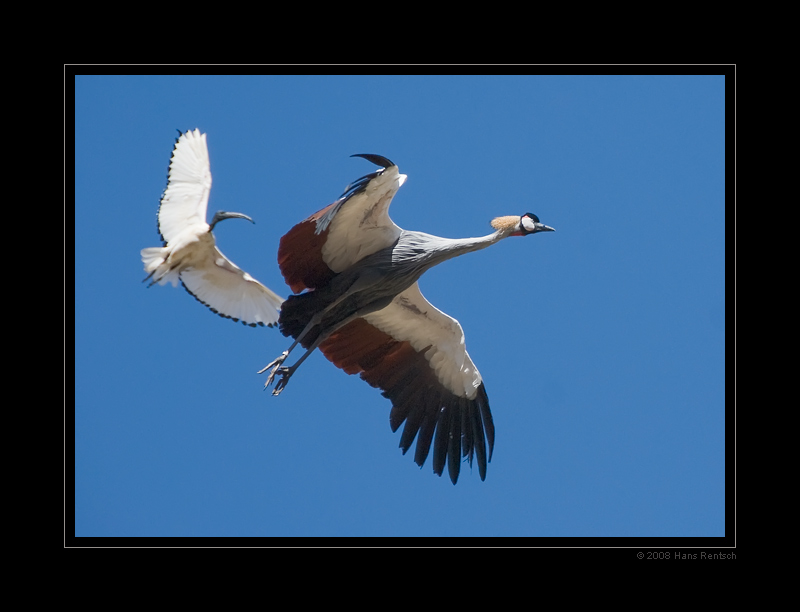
[180,246,283,327]
[145,129,283,327]
[316,282,494,483]
[157,129,212,245]
[277,157,406,293]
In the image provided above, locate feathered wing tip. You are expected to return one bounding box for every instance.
[490,215,520,231]
[310,312,495,484]
[180,278,274,327]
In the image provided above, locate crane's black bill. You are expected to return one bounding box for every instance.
[209,210,255,231]
[351,153,396,168]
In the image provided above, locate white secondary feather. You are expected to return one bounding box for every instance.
[364,282,482,399]
[321,166,406,273]
[180,247,284,326]
[141,129,283,327]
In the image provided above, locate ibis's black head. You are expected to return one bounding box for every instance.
[518,212,555,236]
[351,153,396,168]
[209,210,255,231]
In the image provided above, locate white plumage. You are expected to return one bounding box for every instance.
[141,129,283,327]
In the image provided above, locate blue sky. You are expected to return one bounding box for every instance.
[73,74,728,540]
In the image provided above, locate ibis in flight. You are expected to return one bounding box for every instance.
[141,129,283,327]
[262,154,554,483]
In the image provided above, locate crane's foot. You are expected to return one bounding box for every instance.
[270,366,294,396]
[260,352,292,392]
[258,351,289,375]
[259,351,289,388]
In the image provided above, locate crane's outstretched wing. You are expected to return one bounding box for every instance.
[316,282,494,483]
[180,246,283,327]
[157,129,212,245]
[278,155,406,293]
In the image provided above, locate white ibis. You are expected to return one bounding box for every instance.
[262,154,554,483]
[141,129,283,327]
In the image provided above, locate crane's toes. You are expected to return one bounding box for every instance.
[271,367,293,396]
[263,365,281,390]
[257,351,288,375]
[262,360,292,393]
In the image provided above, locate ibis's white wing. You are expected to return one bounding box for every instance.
[158,129,212,245]
[278,159,406,293]
[180,246,283,327]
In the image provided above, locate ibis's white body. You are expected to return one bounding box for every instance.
[142,229,215,289]
[141,129,283,327]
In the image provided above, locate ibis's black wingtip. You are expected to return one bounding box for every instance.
[351,153,396,168]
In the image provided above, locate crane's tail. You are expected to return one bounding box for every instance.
[140,247,180,287]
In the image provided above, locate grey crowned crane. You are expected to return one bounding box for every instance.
[262,154,554,483]
[141,129,283,327]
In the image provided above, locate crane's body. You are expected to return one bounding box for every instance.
[263,154,553,483]
[278,228,511,350]
[142,129,283,327]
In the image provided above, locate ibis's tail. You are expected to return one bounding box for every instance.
[140,247,180,287]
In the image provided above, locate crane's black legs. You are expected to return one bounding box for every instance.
[262,295,394,396]
[257,306,332,388]
[263,312,356,396]
[259,277,369,391]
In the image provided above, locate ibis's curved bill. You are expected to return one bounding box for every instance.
[141,129,283,327]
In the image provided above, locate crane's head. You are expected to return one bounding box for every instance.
[491,212,554,236]
[209,210,255,231]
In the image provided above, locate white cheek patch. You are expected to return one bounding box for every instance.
[521,216,536,233]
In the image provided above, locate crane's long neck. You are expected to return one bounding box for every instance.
[396,230,507,277]
[326,230,509,310]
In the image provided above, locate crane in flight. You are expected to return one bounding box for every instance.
[141,129,283,327]
[262,154,554,483]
